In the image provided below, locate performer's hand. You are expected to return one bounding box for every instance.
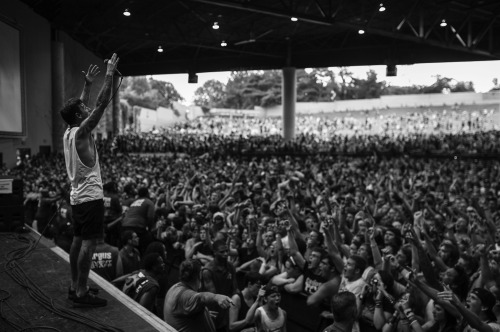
[82,64,100,84]
[105,53,120,76]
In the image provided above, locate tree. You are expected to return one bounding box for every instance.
[193,79,226,109]
[119,76,184,109]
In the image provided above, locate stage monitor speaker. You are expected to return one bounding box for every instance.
[0,177,23,206]
[0,204,24,232]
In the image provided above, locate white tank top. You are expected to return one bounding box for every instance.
[63,127,103,205]
[256,306,285,332]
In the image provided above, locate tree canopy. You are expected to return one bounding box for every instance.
[193,68,475,110]
[119,76,184,109]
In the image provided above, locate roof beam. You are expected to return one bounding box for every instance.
[186,0,499,59]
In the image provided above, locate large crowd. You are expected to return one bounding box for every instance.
[3,108,500,332]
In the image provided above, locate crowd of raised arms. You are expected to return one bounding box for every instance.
[4,109,500,332]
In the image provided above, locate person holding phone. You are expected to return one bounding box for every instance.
[229,272,265,332]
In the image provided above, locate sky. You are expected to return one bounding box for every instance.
[153,60,500,106]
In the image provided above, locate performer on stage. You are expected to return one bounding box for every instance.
[60,54,120,307]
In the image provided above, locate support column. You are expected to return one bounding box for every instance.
[112,77,120,137]
[51,41,65,153]
[282,67,296,141]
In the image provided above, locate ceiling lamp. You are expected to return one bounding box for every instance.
[123,8,131,16]
[221,40,227,47]
[358,29,365,35]
[440,19,447,27]
[212,21,219,30]
[157,46,163,53]
[379,3,386,12]
[291,17,298,22]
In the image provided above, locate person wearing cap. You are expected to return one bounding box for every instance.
[439,287,500,332]
[254,284,287,332]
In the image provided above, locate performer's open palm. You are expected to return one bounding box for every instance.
[82,64,100,84]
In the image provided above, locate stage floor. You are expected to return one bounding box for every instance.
[0,228,176,332]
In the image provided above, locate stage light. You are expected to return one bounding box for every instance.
[123,8,131,16]
[379,3,386,12]
[358,29,365,34]
[440,19,447,27]
[212,22,219,30]
[291,17,298,22]
[157,46,163,53]
[221,40,227,47]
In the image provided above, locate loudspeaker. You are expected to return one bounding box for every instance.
[0,205,24,232]
[386,64,397,77]
[0,177,23,206]
[0,177,24,232]
[188,73,198,84]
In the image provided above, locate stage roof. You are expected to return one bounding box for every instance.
[18,0,500,76]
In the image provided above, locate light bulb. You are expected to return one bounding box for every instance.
[358,29,365,34]
[212,22,219,30]
[123,8,131,16]
[157,46,163,53]
[291,17,298,22]
[379,4,386,12]
[440,19,447,27]
[221,41,227,47]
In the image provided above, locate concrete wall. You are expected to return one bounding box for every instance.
[0,0,107,168]
[261,91,500,117]
[138,102,204,132]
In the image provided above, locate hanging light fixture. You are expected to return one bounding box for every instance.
[157,46,163,53]
[291,17,298,22]
[221,40,227,47]
[358,29,365,35]
[379,3,386,12]
[123,8,131,16]
[212,21,219,30]
[440,19,447,27]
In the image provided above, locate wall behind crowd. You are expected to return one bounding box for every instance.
[0,0,107,168]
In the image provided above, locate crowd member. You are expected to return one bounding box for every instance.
[120,252,165,314]
[90,235,121,282]
[118,230,141,276]
[103,181,123,247]
[121,186,155,254]
[163,259,234,332]
[254,284,287,332]
[52,191,74,253]
[229,271,265,332]
[202,239,239,332]
[324,291,358,332]
[60,55,119,307]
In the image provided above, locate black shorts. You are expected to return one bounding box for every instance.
[72,199,104,240]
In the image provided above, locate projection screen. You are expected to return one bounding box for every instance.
[0,16,25,137]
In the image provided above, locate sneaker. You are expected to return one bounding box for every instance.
[68,286,99,301]
[72,291,107,308]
